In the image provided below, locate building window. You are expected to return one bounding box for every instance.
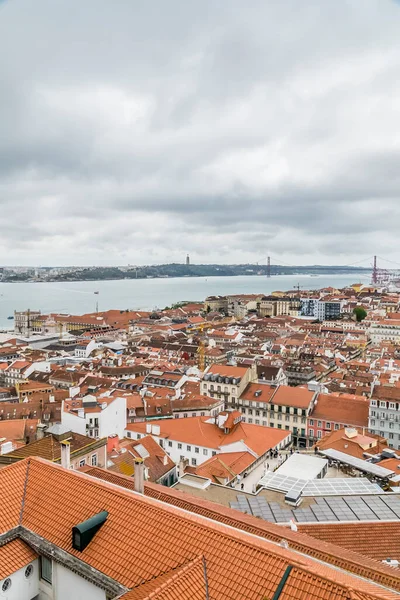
[317,421,322,427]
[195,447,199,453]
[389,433,394,439]
[178,443,182,449]
[285,415,290,422]
[212,451,217,456]
[390,403,396,410]
[174,414,179,418]
[41,556,52,584]
[201,412,205,417]
[309,419,314,426]
[317,430,322,439]
[192,413,197,417]
[187,445,191,451]
[248,418,253,424]
[371,400,377,407]
[168,441,172,447]
[79,459,86,467]
[127,431,132,438]
[326,422,331,429]
[191,458,197,466]
[183,413,188,418]
[91,454,97,466]
[255,419,260,425]
[334,423,339,430]
[25,564,34,578]
[203,449,208,455]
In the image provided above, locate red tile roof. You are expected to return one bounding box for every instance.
[126,416,289,456]
[311,393,370,427]
[82,466,400,595]
[1,458,400,599]
[272,386,314,409]
[298,522,400,563]
[0,539,37,579]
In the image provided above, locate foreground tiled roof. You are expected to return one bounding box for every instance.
[81,466,400,595]
[0,539,37,579]
[122,556,207,599]
[1,458,400,599]
[299,522,400,563]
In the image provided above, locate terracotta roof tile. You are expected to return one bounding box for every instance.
[298,522,400,563]
[122,556,207,599]
[0,460,29,534]
[126,416,289,456]
[82,466,400,595]
[0,539,37,579]
[272,386,314,409]
[1,458,400,599]
[311,393,370,427]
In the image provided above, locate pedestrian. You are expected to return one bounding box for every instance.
[241,483,244,491]
[266,462,269,470]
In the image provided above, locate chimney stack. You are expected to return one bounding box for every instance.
[134,457,144,494]
[36,423,47,440]
[60,440,71,469]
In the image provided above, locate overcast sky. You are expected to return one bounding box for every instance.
[1,0,400,267]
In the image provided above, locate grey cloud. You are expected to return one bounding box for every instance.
[1,0,400,265]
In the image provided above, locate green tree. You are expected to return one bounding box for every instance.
[353,306,367,322]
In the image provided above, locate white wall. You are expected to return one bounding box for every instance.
[54,563,106,600]
[0,559,39,600]
[100,397,126,438]
[125,430,216,466]
[61,405,87,436]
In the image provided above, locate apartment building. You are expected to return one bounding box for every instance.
[62,394,127,439]
[201,363,257,405]
[258,296,301,317]
[369,319,400,344]
[309,393,370,443]
[236,383,315,447]
[369,385,400,450]
[125,413,290,468]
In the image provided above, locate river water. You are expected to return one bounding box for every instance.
[0,273,369,330]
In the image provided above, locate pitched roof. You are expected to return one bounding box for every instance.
[298,522,400,563]
[0,432,105,463]
[0,539,37,579]
[206,364,249,378]
[81,466,400,594]
[311,393,370,427]
[122,556,207,600]
[108,435,175,482]
[272,386,314,409]
[240,382,276,403]
[192,451,255,482]
[125,416,289,455]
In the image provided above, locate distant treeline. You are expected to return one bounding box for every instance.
[1,263,370,283]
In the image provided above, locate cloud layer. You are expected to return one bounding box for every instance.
[1,0,400,266]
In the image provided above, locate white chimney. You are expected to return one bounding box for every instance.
[134,457,144,494]
[60,440,71,469]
